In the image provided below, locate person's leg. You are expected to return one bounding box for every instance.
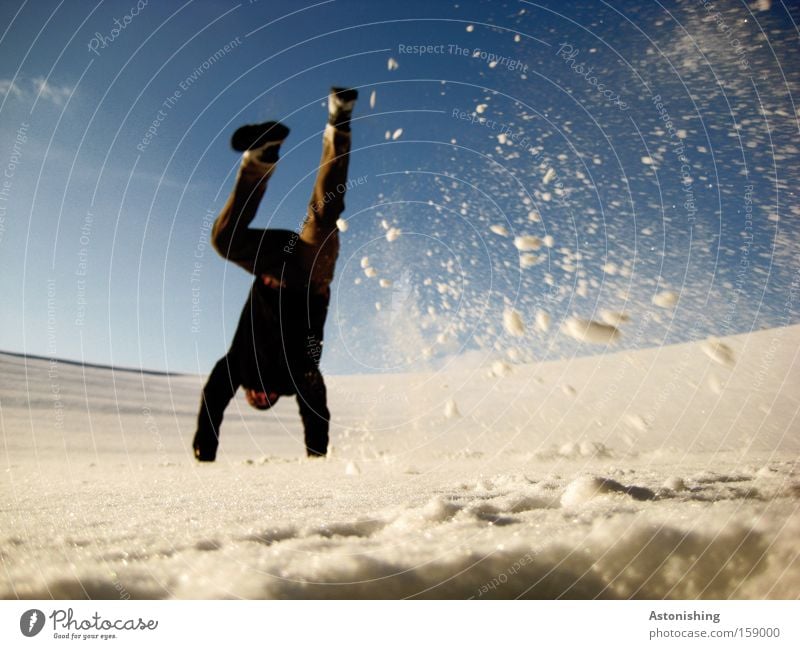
[297,88,357,293]
[211,122,291,275]
[193,354,240,461]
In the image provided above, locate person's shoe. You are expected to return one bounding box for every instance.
[192,430,218,462]
[231,120,290,168]
[328,87,358,131]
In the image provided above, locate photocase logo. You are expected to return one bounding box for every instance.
[20,609,45,637]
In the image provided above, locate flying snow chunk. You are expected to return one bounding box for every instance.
[514,235,541,251]
[387,57,399,71]
[490,224,509,236]
[641,156,654,165]
[466,24,474,32]
[364,267,377,278]
[497,133,507,144]
[519,253,542,268]
[392,128,403,140]
[444,399,461,418]
[598,309,630,327]
[652,290,678,308]
[379,278,392,288]
[542,235,554,247]
[476,103,488,114]
[514,33,521,43]
[360,256,370,269]
[527,211,541,222]
[369,90,376,109]
[491,360,512,377]
[625,413,649,432]
[503,308,526,337]
[535,310,551,332]
[562,316,621,345]
[543,168,556,184]
[701,338,736,368]
[386,227,401,242]
[336,218,349,232]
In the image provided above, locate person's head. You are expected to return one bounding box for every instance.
[244,388,280,411]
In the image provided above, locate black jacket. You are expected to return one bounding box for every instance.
[231,279,329,395]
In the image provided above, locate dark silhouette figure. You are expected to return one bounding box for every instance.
[193,87,358,461]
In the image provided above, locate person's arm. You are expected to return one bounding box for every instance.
[193,354,241,461]
[295,368,330,457]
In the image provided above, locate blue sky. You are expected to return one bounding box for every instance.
[1,0,798,375]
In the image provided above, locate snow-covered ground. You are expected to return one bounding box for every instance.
[2,325,799,599]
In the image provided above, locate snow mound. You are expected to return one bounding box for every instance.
[663,477,687,491]
[557,441,612,459]
[561,476,656,507]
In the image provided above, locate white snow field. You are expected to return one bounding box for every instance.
[2,325,799,599]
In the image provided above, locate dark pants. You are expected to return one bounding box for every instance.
[193,125,352,460]
[211,124,352,292]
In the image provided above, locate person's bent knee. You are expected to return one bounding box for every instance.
[211,232,230,260]
[210,223,247,264]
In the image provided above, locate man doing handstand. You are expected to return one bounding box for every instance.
[192,87,357,461]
